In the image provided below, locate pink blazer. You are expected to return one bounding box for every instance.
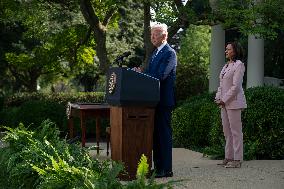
[215,60,247,109]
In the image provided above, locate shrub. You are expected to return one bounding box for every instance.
[0,92,107,136]
[0,120,175,188]
[3,92,105,107]
[172,86,284,160]
[0,107,20,129]
[0,120,123,188]
[172,93,219,150]
[0,95,3,111]
[0,100,67,133]
[175,63,208,102]
[242,86,284,159]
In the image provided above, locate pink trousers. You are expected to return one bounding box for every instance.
[221,108,243,161]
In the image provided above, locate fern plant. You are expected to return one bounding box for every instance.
[0,120,179,189]
[124,154,176,189]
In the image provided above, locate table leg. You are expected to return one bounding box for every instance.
[96,118,100,154]
[68,117,74,138]
[80,111,86,147]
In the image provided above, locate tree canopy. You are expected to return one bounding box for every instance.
[0,0,283,93]
[214,0,284,40]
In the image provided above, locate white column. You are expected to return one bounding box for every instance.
[246,35,264,88]
[209,24,225,92]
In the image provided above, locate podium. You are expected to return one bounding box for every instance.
[106,67,159,180]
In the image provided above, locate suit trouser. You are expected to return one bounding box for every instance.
[153,106,173,172]
[221,108,243,161]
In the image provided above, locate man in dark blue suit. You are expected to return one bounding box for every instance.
[136,23,177,178]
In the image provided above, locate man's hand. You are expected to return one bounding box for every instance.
[132,67,142,72]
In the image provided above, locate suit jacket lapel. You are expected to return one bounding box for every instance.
[154,44,169,62]
[149,44,170,73]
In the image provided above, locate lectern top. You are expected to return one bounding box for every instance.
[70,103,110,110]
[106,67,160,107]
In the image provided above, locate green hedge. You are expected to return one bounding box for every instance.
[0,100,67,131]
[172,86,284,160]
[0,92,107,137]
[242,87,284,159]
[172,93,220,150]
[3,91,105,107]
[175,63,208,102]
[0,95,3,111]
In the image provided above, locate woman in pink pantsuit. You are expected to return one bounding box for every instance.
[215,42,247,168]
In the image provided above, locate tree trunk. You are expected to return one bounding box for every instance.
[143,2,154,69]
[26,70,40,92]
[8,66,39,92]
[80,0,114,74]
[94,28,109,73]
[26,79,37,92]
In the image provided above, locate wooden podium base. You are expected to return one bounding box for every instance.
[110,106,154,180]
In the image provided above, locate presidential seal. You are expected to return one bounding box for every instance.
[108,72,117,94]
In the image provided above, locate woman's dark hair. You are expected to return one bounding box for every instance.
[227,41,244,61]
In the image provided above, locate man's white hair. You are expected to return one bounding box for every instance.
[151,23,168,34]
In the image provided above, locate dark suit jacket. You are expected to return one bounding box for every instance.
[145,43,177,107]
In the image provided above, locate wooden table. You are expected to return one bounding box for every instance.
[67,103,110,154]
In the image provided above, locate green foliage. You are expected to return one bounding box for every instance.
[152,1,178,25]
[136,154,149,180]
[175,63,209,102]
[5,43,63,91]
[125,154,175,189]
[172,86,284,160]
[3,92,105,107]
[106,0,144,68]
[178,25,211,70]
[242,86,284,159]
[152,0,211,27]
[74,63,101,92]
[0,120,123,188]
[0,107,19,129]
[0,94,4,111]
[0,0,99,93]
[0,92,105,133]
[215,0,284,40]
[0,120,176,188]
[0,0,146,93]
[264,34,284,79]
[176,25,210,101]
[1,100,66,131]
[172,93,217,149]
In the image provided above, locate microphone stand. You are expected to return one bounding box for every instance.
[114,51,131,67]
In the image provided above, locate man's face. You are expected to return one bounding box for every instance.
[151,28,165,47]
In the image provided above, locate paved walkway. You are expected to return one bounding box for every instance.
[160,148,284,189]
[1,139,283,189]
[88,142,284,189]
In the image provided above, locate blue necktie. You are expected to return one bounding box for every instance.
[151,49,158,63]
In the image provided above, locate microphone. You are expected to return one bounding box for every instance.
[114,51,131,67]
[121,51,131,58]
